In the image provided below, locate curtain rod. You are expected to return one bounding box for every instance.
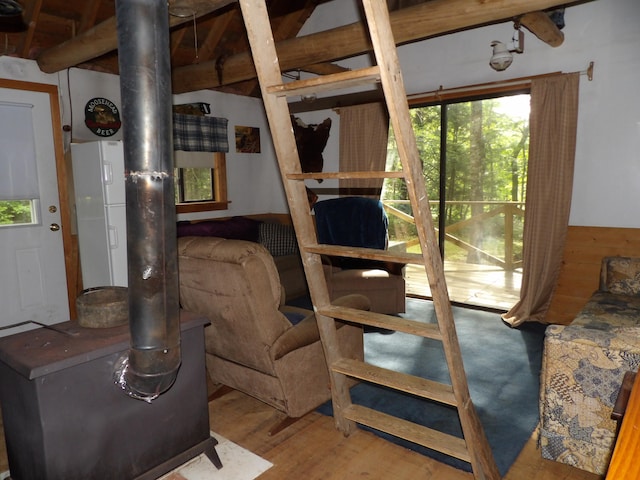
[407,61,594,104]
[326,62,594,114]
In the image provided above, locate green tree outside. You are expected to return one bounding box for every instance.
[382,94,529,266]
[0,200,33,226]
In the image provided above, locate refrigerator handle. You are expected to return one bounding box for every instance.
[103,162,113,186]
[108,225,119,249]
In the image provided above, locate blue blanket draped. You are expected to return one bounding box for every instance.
[314,197,389,270]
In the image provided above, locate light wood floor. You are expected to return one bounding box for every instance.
[0,386,603,479]
[208,387,603,480]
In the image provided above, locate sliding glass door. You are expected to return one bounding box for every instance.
[383,93,530,310]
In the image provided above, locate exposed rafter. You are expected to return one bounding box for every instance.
[520,11,564,47]
[30,0,584,95]
[36,0,237,73]
[172,0,581,93]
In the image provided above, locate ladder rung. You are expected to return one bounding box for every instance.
[305,244,423,265]
[266,66,381,98]
[333,358,456,406]
[343,404,471,463]
[286,171,406,181]
[318,305,441,339]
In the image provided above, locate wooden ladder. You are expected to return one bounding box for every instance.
[238,1,500,478]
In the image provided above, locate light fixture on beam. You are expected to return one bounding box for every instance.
[489,23,524,72]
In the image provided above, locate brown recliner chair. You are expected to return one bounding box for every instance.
[177,236,368,432]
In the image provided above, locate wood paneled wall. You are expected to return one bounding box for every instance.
[546,226,640,325]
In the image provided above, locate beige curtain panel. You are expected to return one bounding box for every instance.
[338,102,389,197]
[502,72,580,327]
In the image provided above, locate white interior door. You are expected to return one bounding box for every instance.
[0,86,69,335]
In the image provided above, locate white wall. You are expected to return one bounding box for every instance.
[300,0,640,228]
[65,68,124,142]
[172,89,288,220]
[0,57,58,85]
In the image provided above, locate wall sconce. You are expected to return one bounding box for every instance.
[489,24,524,71]
[301,93,317,103]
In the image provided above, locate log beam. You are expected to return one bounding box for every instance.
[172,0,584,93]
[519,11,564,47]
[35,0,584,90]
[36,0,236,73]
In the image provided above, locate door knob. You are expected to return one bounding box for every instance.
[50,223,60,231]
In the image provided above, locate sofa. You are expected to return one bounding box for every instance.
[539,256,640,475]
[177,215,308,301]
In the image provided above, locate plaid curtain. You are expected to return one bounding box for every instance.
[173,113,229,152]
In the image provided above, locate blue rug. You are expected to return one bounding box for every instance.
[315,297,546,476]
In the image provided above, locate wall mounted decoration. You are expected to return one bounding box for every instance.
[235,126,261,153]
[291,116,331,182]
[84,97,122,137]
[173,113,229,152]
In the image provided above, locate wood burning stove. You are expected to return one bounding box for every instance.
[0,1,224,477]
[0,311,221,479]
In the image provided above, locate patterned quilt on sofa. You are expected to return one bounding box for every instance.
[539,257,640,475]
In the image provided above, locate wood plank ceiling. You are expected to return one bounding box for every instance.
[0,0,577,97]
[1,0,334,96]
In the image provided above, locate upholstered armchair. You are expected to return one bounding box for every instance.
[314,196,406,314]
[177,236,369,433]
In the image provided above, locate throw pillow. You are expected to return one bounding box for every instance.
[259,222,299,257]
[176,216,260,241]
[605,257,640,296]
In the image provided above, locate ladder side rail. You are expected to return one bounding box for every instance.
[360,0,461,377]
[360,1,500,478]
[237,0,356,435]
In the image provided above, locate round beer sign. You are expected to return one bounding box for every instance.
[84,97,122,137]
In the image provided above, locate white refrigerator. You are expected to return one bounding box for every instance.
[71,140,128,288]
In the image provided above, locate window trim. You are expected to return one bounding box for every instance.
[176,151,228,214]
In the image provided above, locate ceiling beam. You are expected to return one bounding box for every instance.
[16,0,43,58]
[300,63,351,75]
[172,0,587,93]
[36,0,236,73]
[78,0,102,34]
[229,4,321,97]
[519,11,564,47]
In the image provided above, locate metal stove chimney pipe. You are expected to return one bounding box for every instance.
[114,0,181,400]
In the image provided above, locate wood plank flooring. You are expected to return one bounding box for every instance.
[208,388,603,480]
[0,385,603,479]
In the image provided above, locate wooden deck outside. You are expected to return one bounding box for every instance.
[385,200,524,312]
[404,261,522,311]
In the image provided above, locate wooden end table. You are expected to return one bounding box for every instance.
[607,370,640,479]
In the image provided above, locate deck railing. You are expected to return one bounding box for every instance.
[383,200,525,271]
